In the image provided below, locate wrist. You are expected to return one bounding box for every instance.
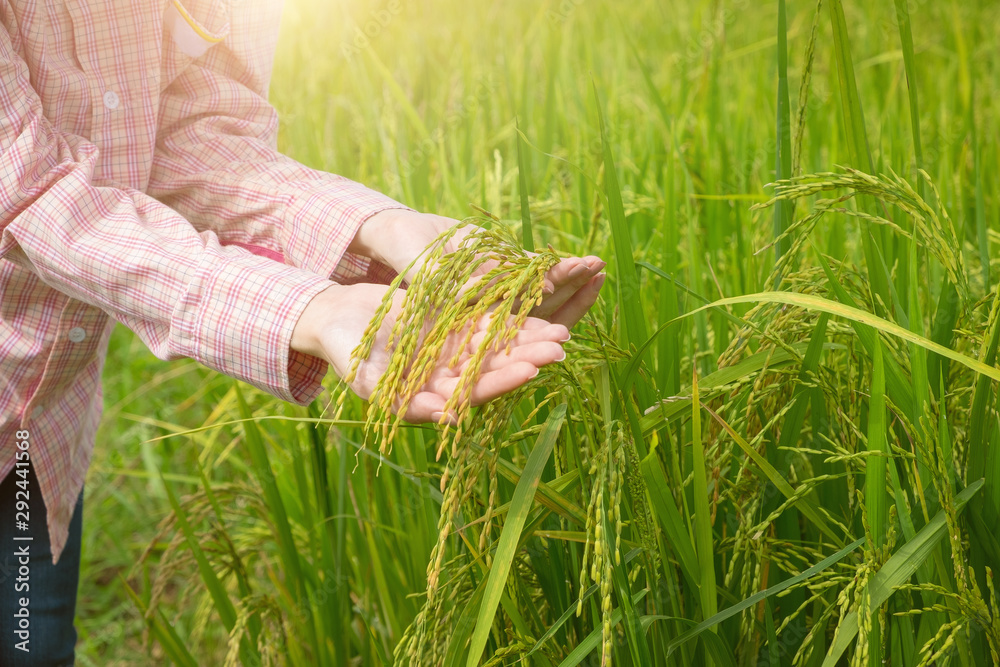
[347,208,410,266]
[290,283,350,360]
[289,282,393,378]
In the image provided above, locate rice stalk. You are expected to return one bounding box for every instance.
[333,220,559,461]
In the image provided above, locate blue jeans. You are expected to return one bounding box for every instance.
[0,462,82,666]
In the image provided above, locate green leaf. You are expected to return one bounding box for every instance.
[161,476,237,631]
[675,292,1000,384]
[968,289,1000,516]
[515,117,534,252]
[640,342,838,434]
[703,405,844,546]
[593,80,652,411]
[893,0,923,172]
[865,341,888,667]
[233,383,318,657]
[667,537,865,656]
[866,341,889,551]
[466,404,567,667]
[640,450,701,592]
[527,548,645,657]
[691,370,718,624]
[556,589,650,667]
[121,575,199,667]
[822,480,985,667]
[828,0,892,311]
[773,0,792,276]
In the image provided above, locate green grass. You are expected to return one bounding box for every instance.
[76,0,1000,664]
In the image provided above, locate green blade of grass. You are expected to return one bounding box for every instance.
[773,0,792,278]
[866,341,888,551]
[666,537,866,655]
[527,548,645,657]
[968,271,1000,516]
[491,453,586,525]
[973,105,988,288]
[703,404,844,546]
[364,48,432,144]
[967,287,1000,609]
[444,575,488,667]
[161,476,238,631]
[865,341,888,667]
[639,342,842,434]
[233,382,319,658]
[593,81,653,410]
[827,0,892,311]
[929,280,960,397]
[892,0,923,173]
[161,472,261,665]
[515,117,535,252]
[556,589,650,667]
[142,415,369,444]
[465,404,567,667]
[691,370,718,626]
[906,225,933,490]
[822,479,985,667]
[776,313,829,453]
[674,291,1000,384]
[121,576,199,667]
[765,598,780,667]
[640,448,701,592]
[191,458,261,648]
[815,252,916,420]
[605,506,654,666]
[700,630,739,667]
[827,0,873,169]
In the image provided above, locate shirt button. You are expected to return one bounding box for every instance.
[68,327,87,343]
[103,90,120,109]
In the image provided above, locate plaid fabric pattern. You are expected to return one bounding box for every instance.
[0,0,411,563]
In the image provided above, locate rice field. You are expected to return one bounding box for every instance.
[76,0,1000,664]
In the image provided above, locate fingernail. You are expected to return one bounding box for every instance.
[568,265,588,278]
[561,332,572,342]
[596,260,608,271]
[530,368,541,379]
[556,349,567,362]
[594,273,606,289]
[430,412,445,423]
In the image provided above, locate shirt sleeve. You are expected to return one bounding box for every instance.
[146,0,413,287]
[0,22,334,406]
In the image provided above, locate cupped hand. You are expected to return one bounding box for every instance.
[350,210,606,329]
[290,283,571,423]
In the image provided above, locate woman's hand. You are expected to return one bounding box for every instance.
[290,283,571,423]
[350,210,606,329]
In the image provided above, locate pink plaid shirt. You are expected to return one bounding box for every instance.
[0,0,411,563]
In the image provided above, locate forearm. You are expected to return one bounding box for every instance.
[0,38,335,404]
[148,64,413,283]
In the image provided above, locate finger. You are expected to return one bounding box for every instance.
[548,273,605,329]
[545,255,606,292]
[475,340,565,374]
[545,256,602,284]
[470,361,545,405]
[467,320,570,352]
[534,260,604,318]
[426,361,541,407]
[401,391,450,424]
